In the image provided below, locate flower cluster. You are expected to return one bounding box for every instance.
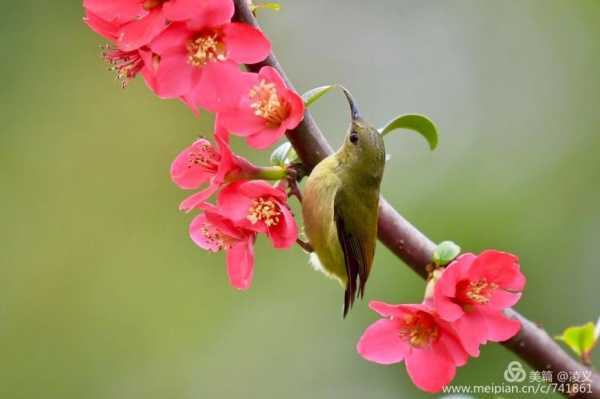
[84,4,530,394]
[357,250,526,392]
[83,0,304,288]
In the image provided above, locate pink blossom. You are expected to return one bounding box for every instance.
[85,10,159,88]
[433,250,526,356]
[189,205,256,290]
[199,65,305,149]
[357,301,468,393]
[148,21,270,102]
[214,180,298,249]
[172,126,260,211]
[83,0,234,51]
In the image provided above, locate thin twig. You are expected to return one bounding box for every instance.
[233,1,600,397]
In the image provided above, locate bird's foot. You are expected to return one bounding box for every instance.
[287,175,303,203]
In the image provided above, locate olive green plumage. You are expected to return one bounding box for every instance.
[302,91,385,316]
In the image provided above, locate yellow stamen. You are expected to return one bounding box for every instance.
[398,312,440,348]
[201,227,233,251]
[188,142,220,170]
[249,79,290,128]
[187,33,226,68]
[466,279,498,304]
[247,198,281,227]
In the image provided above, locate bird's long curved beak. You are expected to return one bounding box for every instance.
[341,86,361,121]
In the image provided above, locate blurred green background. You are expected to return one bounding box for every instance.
[1,1,599,398]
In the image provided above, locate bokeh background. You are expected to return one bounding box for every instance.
[1,0,599,398]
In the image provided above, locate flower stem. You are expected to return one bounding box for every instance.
[255,165,287,181]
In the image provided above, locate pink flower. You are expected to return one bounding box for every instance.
[148,21,270,101]
[83,0,234,51]
[357,302,468,393]
[85,10,159,88]
[173,129,261,212]
[215,180,298,249]
[199,65,305,149]
[189,205,256,290]
[433,250,526,356]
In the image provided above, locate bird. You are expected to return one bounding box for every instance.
[301,89,386,317]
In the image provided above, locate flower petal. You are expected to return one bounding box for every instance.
[223,23,271,64]
[226,238,255,290]
[437,253,476,297]
[194,62,255,112]
[246,125,287,149]
[267,204,298,249]
[433,291,464,323]
[189,212,223,252]
[356,319,409,365]
[170,139,216,189]
[117,9,168,51]
[258,66,286,88]
[237,180,287,203]
[471,250,525,291]
[84,11,120,40]
[450,310,487,357]
[405,344,456,393]
[487,290,521,311]
[282,88,305,130]
[179,184,219,212]
[437,331,469,367]
[216,182,255,222]
[368,301,412,318]
[149,22,190,54]
[480,309,521,342]
[83,0,144,24]
[185,0,235,29]
[154,51,195,98]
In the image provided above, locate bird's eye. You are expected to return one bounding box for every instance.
[349,132,359,144]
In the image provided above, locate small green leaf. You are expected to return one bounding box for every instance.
[555,322,598,358]
[379,114,439,150]
[287,147,298,163]
[250,2,281,12]
[270,141,293,167]
[302,85,336,107]
[432,241,461,266]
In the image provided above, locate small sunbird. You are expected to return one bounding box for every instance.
[302,89,386,317]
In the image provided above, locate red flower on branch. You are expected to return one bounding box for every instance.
[172,127,263,212]
[357,301,468,393]
[83,0,234,51]
[85,10,159,88]
[215,180,298,249]
[199,65,305,149]
[148,21,270,102]
[189,205,256,290]
[432,250,526,356]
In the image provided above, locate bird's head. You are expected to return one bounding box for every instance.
[339,88,386,175]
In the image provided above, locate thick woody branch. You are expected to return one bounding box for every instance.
[234,1,600,397]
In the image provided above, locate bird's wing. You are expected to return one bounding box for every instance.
[334,190,370,317]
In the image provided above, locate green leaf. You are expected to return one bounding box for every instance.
[432,241,461,266]
[287,147,298,163]
[270,141,293,167]
[250,2,281,12]
[555,322,598,358]
[379,114,439,150]
[302,85,336,107]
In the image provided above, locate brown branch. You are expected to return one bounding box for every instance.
[234,1,600,397]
